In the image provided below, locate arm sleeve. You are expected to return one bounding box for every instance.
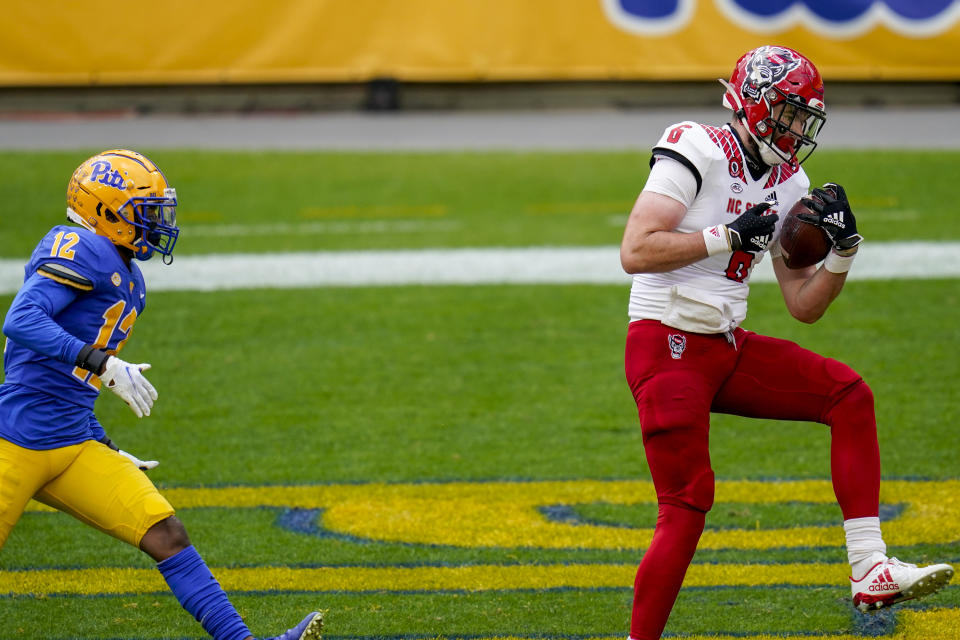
[642,156,699,209]
[2,272,87,365]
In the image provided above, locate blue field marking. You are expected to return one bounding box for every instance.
[853,606,896,636]
[539,502,906,530]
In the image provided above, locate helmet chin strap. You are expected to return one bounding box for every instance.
[66,207,97,231]
[758,141,790,166]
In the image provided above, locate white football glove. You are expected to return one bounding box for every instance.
[99,356,158,418]
[118,449,160,470]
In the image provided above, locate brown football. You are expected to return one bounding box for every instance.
[779,196,831,269]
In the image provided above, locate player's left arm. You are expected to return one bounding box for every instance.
[773,257,847,323]
[98,435,160,470]
[773,182,862,323]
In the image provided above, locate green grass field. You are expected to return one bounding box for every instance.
[0,150,958,639]
[3,150,960,259]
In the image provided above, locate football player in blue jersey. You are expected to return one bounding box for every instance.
[0,149,323,640]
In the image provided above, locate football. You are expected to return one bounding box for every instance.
[778,195,831,269]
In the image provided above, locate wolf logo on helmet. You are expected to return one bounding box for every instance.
[740,46,801,102]
[66,149,180,263]
[720,45,826,167]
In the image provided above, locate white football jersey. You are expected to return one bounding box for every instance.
[628,121,811,332]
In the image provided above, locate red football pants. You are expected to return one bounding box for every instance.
[624,320,880,640]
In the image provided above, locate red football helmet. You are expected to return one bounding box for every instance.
[721,45,826,166]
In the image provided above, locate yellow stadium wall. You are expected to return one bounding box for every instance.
[4,0,960,86]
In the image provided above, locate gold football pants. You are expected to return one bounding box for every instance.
[0,437,175,550]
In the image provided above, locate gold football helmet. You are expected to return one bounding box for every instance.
[66,149,179,261]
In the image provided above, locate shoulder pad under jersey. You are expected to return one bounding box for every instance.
[650,122,721,194]
[31,226,119,290]
[36,262,94,291]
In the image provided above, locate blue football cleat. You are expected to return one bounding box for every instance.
[262,611,323,640]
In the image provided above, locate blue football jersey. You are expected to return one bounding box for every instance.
[0,225,146,449]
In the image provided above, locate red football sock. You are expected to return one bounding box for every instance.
[630,502,706,640]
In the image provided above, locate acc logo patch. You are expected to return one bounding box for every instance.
[730,182,744,194]
[111,272,122,287]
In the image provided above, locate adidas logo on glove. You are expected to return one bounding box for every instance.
[825,212,846,229]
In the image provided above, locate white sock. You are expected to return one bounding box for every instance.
[844,516,887,578]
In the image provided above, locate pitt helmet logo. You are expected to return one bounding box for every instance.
[88,161,126,191]
[741,46,800,101]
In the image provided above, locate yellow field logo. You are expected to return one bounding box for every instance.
[16,479,960,639]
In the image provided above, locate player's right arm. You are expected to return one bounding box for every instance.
[621,123,710,273]
[3,271,88,364]
[5,271,158,417]
[621,122,777,274]
[5,229,157,417]
[620,189,703,273]
[620,158,777,273]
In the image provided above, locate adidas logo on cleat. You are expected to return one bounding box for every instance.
[851,558,955,613]
[867,569,899,592]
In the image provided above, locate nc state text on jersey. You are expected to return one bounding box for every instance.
[727,198,778,216]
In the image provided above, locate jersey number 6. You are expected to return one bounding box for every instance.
[667,125,692,144]
[725,251,754,283]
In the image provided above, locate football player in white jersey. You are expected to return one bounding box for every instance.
[619,46,954,640]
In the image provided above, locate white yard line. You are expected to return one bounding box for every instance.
[2,243,958,294]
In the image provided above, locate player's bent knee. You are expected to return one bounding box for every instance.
[828,379,875,420]
[140,515,191,562]
[839,379,874,408]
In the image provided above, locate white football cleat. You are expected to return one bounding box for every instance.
[851,557,954,612]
